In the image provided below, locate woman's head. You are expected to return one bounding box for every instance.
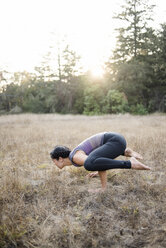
[50,146,71,161]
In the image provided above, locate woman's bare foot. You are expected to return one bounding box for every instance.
[125,148,143,160]
[130,157,151,170]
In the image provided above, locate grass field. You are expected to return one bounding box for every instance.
[0,113,166,248]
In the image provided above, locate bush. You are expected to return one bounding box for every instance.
[22,95,47,113]
[83,85,104,115]
[103,90,129,114]
[10,105,22,114]
[130,103,148,115]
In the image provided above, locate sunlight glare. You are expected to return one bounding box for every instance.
[0,0,165,72]
[90,66,104,78]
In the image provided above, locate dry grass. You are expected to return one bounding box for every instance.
[0,113,166,248]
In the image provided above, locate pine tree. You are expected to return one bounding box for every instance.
[113,0,155,61]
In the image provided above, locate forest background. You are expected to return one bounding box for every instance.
[0,0,166,115]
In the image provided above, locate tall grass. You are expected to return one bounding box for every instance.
[0,113,166,248]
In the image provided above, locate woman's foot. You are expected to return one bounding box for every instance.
[130,157,151,170]
[125,148,143,160]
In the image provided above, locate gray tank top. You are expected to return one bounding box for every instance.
[69,132,106,167]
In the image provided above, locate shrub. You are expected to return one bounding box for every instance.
[83,85,104,115]
[130,103,148,115]
[103,90,128,114]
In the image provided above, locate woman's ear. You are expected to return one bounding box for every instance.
[59,157,63,162]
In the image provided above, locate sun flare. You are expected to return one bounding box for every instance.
[90,66,104,78]
[0,0,165,73]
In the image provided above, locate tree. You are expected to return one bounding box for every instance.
[104,0,164,113]
[113,0,155,61]
[55,45,82,112]
[61,45,82,83]
[34,51,56,82]
[103,90,128,114]
[83,78,107,115]
[0,83,21,111]
[112,60,155,107]
[34,40,82,84]
[148,23,166,112]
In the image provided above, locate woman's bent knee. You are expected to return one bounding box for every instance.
[84,158,95,171]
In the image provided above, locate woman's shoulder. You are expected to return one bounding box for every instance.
[73,150,88,166]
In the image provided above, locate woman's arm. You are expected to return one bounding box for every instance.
[88,171,107,193]
[73,151,107,192]
[98,171,107,190]
[73,150,88,166]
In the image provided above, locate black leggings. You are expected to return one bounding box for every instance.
[84,132,131,171]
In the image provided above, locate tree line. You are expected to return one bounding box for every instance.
[0,0,166,115]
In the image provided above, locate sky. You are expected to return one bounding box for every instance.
[0,0,166,77]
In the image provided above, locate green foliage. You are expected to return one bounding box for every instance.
[103,90,128,113]
[83,92,101,115]
[105,1,165,114]
[62,45,82,82]
[0,16,166,115]
[113,0,155,60]
[129,103,148,115]
[22,82,50,113]
[0,83,22,111]
[83,82,105,115]
[112,60,155,106]
[22,95,46,113]
[74,97,84,114]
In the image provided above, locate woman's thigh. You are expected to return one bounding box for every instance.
[87,139,125,163]
[83,132,127,171]
[92,132,126,159]
[103,132,127,150]
[84,141,129,171]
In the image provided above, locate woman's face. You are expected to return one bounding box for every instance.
[52,157,65,169]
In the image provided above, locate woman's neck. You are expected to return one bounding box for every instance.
[64,157,72,166]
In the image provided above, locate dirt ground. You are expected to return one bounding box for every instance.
[0,113,166,248]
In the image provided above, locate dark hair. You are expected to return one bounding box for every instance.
[50,146,71,160]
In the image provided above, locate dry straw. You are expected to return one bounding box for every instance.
[0,113,166,248]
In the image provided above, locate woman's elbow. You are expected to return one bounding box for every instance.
[84,159,95,171]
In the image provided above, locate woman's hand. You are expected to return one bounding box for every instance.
[86,172,99,178]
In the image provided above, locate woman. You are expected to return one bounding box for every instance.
[50,132,151,192]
